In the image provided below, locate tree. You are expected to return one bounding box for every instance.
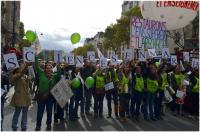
[72,44,97,57]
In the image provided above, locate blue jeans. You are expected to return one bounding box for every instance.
[119,93,131,118]
[12,107,28,130]
[106,89,118,116]
[1,98,5,131]
[154,89,164,117]
[143,92,155,118]
[94,94,104,115]
[69,95,80,120]
[36,95,54,128]
[131,91,143,117]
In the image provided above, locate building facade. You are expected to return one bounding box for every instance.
[1,1,21,51]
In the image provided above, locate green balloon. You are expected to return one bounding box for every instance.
[71,33,81,44]
[71,78,81,89]
[85,76,95,88]
[25,30,36,42]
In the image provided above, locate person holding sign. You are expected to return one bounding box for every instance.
[118,65,132,122]
[9,63,33,131]
[168,64,185,116]
[143,64,158,121]
[154,66,168,120]
[105,61,119,119]
[188,68,199,120]
[130,66,144,121]
[34,56,61,131]
[80,58,96,117]
[92,66,106,118]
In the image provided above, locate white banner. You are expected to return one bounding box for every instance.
[87,51,95,62]
[54,51,63,63]
[23,47,35,62]
[51,78,73,108]
[3,53,19,70]
[76,56,83,67]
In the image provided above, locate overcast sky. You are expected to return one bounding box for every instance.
[20,0,123,52]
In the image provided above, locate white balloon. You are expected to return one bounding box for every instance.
[140,1,199,30]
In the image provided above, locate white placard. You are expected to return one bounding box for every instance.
[138,49,146,61]
[183,52,189,62]
[66,53,75,65]
[105,82,114,91]
[23,47,35,62]
[162,48,170,59]
[54,51,63,63]
[51,78,73,108]
[170,55,177,66]
[176,90,184,98]
[3,53,19,70]
[182,79,190,86]
[76,56,83,67]
[124,49,133,61]
[111,55,118,65]
[1,89,6,96]
[164,89,173,103]
[99,57,107,69]
[87,51,95,62]
[191,58,199,68]
[28,66,35,78]
[148,49,157,58]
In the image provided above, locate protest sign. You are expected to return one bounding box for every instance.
[170,55,177,66]
[54,51,63,63]
[51,78,73,108]
[3,53,19,70]
[164,89,173,103]
[87,51,95,62]
[162,48,170,59]
[28,66,35,78]
[148,49,157,58]
[23,47,35,62]
[138,49,146,61]
[66,53,75,65]
[99,57,107,69]
[191,58,199,68]
[111,55,118,65]
[124,49,133,61]
[183,52,189,62]
[130,17,166,51]
[76,56,83,67]
[105,82,114,91]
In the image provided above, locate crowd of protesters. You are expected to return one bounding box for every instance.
[1,55,199,131]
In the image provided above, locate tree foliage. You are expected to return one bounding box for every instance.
[72,44,97,57]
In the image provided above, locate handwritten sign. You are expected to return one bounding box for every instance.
[23,47,35,62]
[183,52,189,62]
[51,78,73,108]
[105,82,114,91]
[3,53,19,70]
[191,58,199,68]
[131,17,166,51]
[138,49,146,61]
[148,49,157,58]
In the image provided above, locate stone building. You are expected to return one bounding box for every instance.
[1,1,21,51]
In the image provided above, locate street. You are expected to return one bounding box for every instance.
[2,87,199,131]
